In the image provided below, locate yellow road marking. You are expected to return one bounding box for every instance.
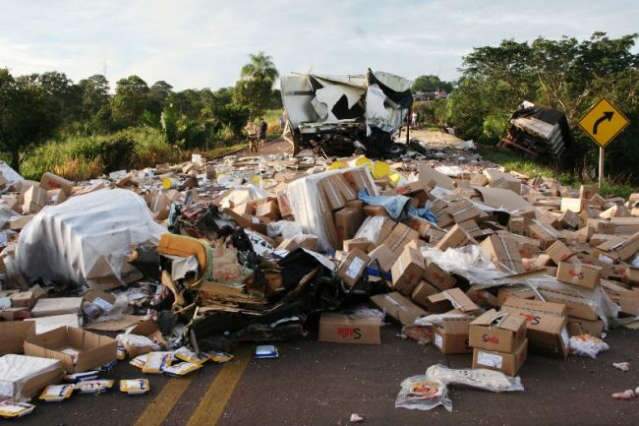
[187,347,251,426]
[133,377,193,426]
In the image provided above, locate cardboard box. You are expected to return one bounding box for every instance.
[538,288,598,320]
[435,224,473,251]
[472,338,527,376]
[406,216,432,239]
[567,317,604,337]
[382,223,419,257]
[40,172,74,195]
[370,292,426,326]
[24,327,117,373]
[334,207,365,246]
[9,214,34,231]
[31,297,83,317]
[446,199,482,224]
[276,192,293,218]
[560,197,583,213]
[432,316,472,354]
[619,290,639,316]
[343,238,372,253]
[480,234,525,274]
[391,246,425,296]
[545,241,575,265]
[411,281,445,312]
[422,259,456,291]
[363,205,389,218]
[427,288,479,314]
[367,244,395,273]
[501,297,569,357]
[469,309,527,353]
[509,216,527,235]
[526,220,560,249]
[0,321,36,355]
[0,354,64,401]
[596,231,639,261]
[22,185,47,214]
[355,216,395,246]
[318,313,381,344]
[625,267,639,285]
[337,249,370,287]
[556,261,601,289]
[255,200,280,221]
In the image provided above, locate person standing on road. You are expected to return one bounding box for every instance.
[411,111,418,128]
[258,118,268,150]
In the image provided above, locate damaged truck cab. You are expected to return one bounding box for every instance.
[280,69,413,157]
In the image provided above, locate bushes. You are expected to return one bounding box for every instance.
[21,127,185,181]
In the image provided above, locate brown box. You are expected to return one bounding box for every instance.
[367,244,395,273]
[318,313,381,344]
[469,309,527,353]
[435,224,472,251]
[411,281,446,312]
[596,231,639,261]
[40,172,74,195]
[391,247,425,296]
[337,249,370,287]
[406,216,432,239]
[556,261,601,289]
[625,267,639,285]
[526,221,559,249]
[31,297,83,317]
[427,288,480,314]
[480,234,525,274]
[22,185,47,214]
[619,290,639,316]
[24,327,117,373]
[370,292,426,326]
[567,317,604,337]
[355,216,395,245]
[509,216,527,235]
[432,316,472,354]
[363,205,389,218]
[545,241,575,265]
[560,197,583,213]
[472,338,527,376]
[382,223,419,257]
[537,288,598,320]
[276,192,293,218]
[343,238,371,253]
[501,297,569,358]
[422,259,456,291]
[255,200,280,221]
[0,321,36,355]
[334,207,365,246]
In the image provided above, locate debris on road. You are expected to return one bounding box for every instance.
[612,362,630,372]
[0,129,638,418]
[349,413,365,423]
[612,389,636,400]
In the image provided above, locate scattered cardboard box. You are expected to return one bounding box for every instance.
[469,309,527,353]
[337,249,370,288]
[318,313,382,344]
[391,246,425,296]
[370,292,426,326]
[556,261,601,289]
[472,338,527,376]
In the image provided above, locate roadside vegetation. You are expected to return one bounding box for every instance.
[0,52,280,180]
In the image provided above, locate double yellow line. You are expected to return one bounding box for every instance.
[133,347,251,426]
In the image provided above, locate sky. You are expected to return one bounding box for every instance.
[1,0,638,91]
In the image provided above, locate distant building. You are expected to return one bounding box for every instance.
[413,89,448,101]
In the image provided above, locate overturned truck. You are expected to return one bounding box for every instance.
[500,101,575,170]
[280,69,413,157]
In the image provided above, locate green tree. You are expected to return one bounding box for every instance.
[0,68,59,171]
[240,51,279,82]
[412,75,454,93]
[236,52,279,117]
[147,80,173,124]
[112,75,150,128]
[78,74,110,120]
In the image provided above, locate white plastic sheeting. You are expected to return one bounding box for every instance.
[16,189,165,288]
[0,355,62,401]
[287,167,376,252]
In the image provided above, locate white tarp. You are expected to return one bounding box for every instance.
[0,355,62,401]
[16,189,165,288]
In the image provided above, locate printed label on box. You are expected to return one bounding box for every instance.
[346,257,365,279]
[477,351,503,368]
[434,333,443,349]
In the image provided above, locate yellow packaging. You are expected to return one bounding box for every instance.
[120,379,150,395]
[39,384,74,402]
[0,401,35,418]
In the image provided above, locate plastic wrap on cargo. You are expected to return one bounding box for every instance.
[421,245,618,328]
[287,167,376,252]
[16,189,165,288]
[0,355,62,402]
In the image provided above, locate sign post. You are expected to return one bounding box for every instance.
[577,98,630,188]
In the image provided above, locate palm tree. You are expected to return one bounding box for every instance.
[240,52,279,83]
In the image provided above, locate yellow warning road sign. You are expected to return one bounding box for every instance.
[578,98,630,148]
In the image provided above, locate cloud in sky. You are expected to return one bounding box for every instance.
[0,0,637,90]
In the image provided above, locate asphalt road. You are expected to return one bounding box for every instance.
[9,325,639,426]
